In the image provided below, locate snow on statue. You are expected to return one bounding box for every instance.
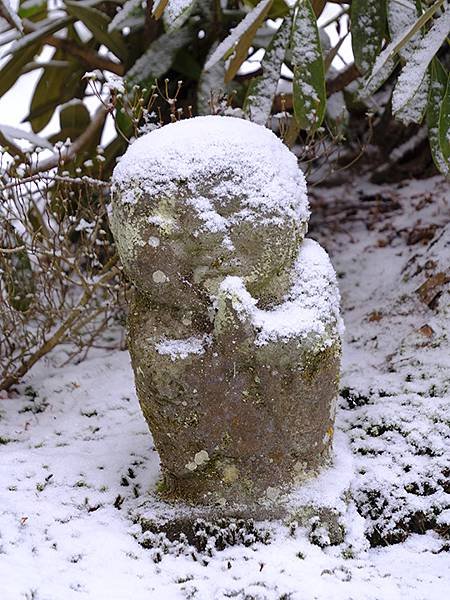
[110,116,343,516]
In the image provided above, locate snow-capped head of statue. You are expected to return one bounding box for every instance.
[110,116,342,515]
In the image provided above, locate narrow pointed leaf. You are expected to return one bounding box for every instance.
[392,7,450,117]
[0,42,40,97]
[0,124,53,150]
[197,42,228,116]
[109,0,143,32]
[65,1,128,61]
[291,0,326,133]
[245,0,289,19]
[205,0,273,77]
[126,27,191,83]
[387,0,420,60]
[60,100,91,138]
[27,50,86,133]
[439,73,450,170]
[163,0,195,30]
[8,16,73,55]
[364,0,446,95]
[351,0,387,74]
[427,59,449,176]
[244,14,292,124]
[394,72,429,125]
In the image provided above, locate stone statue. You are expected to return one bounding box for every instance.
[110,116,342,515]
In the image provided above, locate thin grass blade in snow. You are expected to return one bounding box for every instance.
[427,59,449,176]
[244,14,293,125]
[351,0,387,74]
[392,7,450,118]
[204,0,273,80]
[291,0,326,133]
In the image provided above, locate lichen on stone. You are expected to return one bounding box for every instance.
[110,115,342,514]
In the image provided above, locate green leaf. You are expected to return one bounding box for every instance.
[108,0,143,32]
[0,123,53,150]
[394,72,429,125]
[427,59,448,176]
[27,49,86,133]
[392,7,450,118]
[65,1,128,61]
[351,0,387,74]
[204,0,273,82]
[245,0,289,19]
[18,0,47,21]
[387,0,420,61]
[197,42,228,116]
[126,27,191,83]
[365,0,446,94]
[163,0,196,30]
[8,17,73,55]
[439,72,450,171]
[172,48,202,80]
[387,0,429,124]
[0,42,40,98]
[60,100,91,138]
[291,0,326,133]
[244,13,293,125]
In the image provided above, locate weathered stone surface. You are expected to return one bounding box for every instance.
[111,116,342,515]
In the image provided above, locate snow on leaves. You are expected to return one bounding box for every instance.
[108,0,143,33]
[351,0,387,74]
[204,0,273,83]
[392,6,450,123]
[126,27,191,83]
[291,0,326,133]
[0,0,22,32]
[244,14,293,125]
[163,0,195,30]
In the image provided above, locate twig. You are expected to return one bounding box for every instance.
[326,63,360,95]
[0,245,25,254]
[29,106,108,175]
[2,174,110,192]
[0,256,118,391]
[22,19,124,76]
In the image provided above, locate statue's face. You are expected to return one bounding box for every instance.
[110,117,310,308]
[111,178,306,306]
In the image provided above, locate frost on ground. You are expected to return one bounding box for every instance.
[0,175,449,599]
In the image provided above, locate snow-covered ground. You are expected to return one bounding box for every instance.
[0,174,449,599]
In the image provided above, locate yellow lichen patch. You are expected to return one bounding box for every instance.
[222,464,239,484]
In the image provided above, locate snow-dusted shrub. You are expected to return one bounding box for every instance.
[0,170,124,390]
